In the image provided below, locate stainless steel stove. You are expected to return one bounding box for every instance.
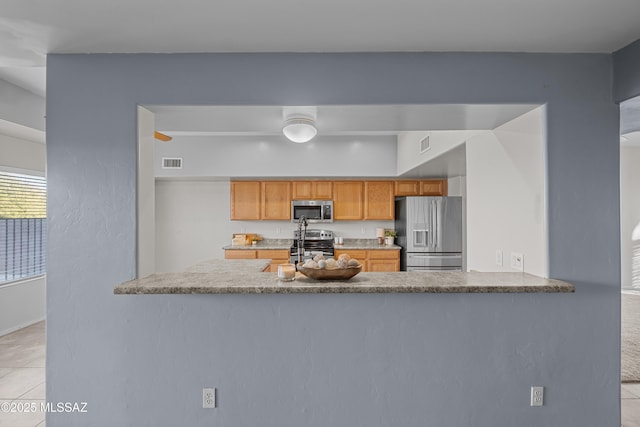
[290,229,334,264]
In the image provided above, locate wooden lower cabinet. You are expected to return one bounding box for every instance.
[257,250,291,272]
[334,249,366,260]
[333,249,400,272]
[368,258,401,272]
[225,249,290,272]
[367,250,401,272]
[224,250,257,259]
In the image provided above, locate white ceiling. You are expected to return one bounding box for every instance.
[149,104,539,135]
[1,0,640,96]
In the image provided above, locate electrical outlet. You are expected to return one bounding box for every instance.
[361,227,366,234]
[203,388,216,409]
[511,252,524,271]
[276,227,281,234]
[530,386,544,406]
[496,249,503,266]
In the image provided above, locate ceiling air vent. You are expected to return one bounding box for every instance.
[420,136,431,153]
[162,157,183,169]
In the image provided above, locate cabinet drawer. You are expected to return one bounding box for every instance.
[224,250,257,259]
[367,249,400,260]
[335,249,367,260]
[367,259,400,272]
[257,250,290,259]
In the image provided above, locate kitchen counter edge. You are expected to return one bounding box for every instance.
[114,271,574,295]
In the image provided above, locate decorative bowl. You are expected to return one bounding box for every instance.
[296,264,362,280]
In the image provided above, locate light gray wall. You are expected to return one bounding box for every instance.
[0,79,45,131]
[0,277,45,336]
[155,135,397,178]
[46,52,620,426]
[466,107,546,276]
[154,179,394,272]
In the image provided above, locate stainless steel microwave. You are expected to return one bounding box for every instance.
[291,200,333,223]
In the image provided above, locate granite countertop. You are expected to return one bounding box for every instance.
[335,239,401,250]
[222,239,292,250]
[114,259,574,295]
[184,259,271,273]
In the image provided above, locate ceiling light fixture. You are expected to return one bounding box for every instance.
[282,117,317,143]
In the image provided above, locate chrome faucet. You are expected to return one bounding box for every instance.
[296,216,308,265]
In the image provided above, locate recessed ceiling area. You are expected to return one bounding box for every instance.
[149,104,540,137]
[148,103,541,179]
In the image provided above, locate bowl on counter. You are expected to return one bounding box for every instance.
[296,264,362,280]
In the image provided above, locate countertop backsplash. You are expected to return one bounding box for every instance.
[229,220,395,240]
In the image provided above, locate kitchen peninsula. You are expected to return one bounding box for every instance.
[114,259,574,294]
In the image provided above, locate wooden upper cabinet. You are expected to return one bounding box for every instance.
[230,181,261,220]
[394,179,448,196]
[420,180,447,196]
[313,181,333,199]
[292,181,333,199]
[333,181,363,220]
[394,180,420,196]
[261,181,291,220]
[364,181,395,220]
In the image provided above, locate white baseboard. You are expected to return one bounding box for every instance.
[0,316,45,337]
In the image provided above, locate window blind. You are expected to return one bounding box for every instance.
[0,171,47,284]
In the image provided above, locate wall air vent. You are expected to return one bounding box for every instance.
[162,157,183,169]
[420,136,431,153]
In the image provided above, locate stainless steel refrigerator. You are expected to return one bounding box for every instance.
[395,196,463,271]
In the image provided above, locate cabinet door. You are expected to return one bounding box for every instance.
[261,181,291,220]
[224,250,257,259]
[230,181,261,220]
[364,181,395,220]
[367,250,400,272]
[335,250,367,271]
[394,180,420,196]
[292,181,333,199]
[292,181,312,199]
[313,181,333,199]
[257,250,291,272]
[367,259,400,272]
[333,181,363,220]
[367,249,400,260]
[334,250,367,260]
[420,180,447,196]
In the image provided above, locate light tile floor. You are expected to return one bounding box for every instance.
[0,321,45,427]
[623,383,640,427]
[0,321,638,426]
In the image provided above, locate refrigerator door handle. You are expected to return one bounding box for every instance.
[432,200,438,248]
